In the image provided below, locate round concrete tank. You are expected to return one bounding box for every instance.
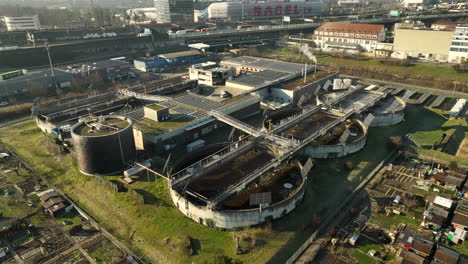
[71,115,136,176]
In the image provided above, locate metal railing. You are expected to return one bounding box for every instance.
[170,136,253,184]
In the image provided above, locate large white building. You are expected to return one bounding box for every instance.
[312,22,386,53]
[205,1,323,21]
[189,61,235,86]
[448,26,468,64]
[3,15,41,31]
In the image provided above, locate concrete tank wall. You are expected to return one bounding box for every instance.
[301,119,367,159]
[36,116,69,133]
[369,111,405,127]
[368,96,406,127]
[170,173,306,229]
[71,116,136,176]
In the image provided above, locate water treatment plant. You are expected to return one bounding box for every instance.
[30,56,411,230]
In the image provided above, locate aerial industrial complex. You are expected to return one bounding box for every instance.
[1,1,467,263]
[32,56,409,230]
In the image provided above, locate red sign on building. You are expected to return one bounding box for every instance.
[253,5,313,16]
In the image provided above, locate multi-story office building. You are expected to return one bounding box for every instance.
[154,0,194,22]
[312,22,386,53]
[448,26,468,64]
[2,15,41,31]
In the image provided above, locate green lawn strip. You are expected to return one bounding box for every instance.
[88,239,125,263]
[266,49,468,83]
[351,249,374,264]
[356,238,384,256]
[369,214,421,230]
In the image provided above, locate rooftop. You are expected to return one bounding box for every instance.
[434,246,460,264]
[221,56,311,74]
[434,195,453,209]
[228,70,290,88]
[0,69,73,95]
[316,22,384,34]
[158,50,201,60]
[411,238,434,255]
[137,115,194,134]
[147,104,166,111]
[73,117,130,136]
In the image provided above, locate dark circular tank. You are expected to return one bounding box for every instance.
[71,115,136,176]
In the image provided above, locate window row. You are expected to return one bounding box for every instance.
[450,48,468,52]
[315,31,378,39]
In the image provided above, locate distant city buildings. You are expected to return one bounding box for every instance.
[154,0,194,22]
[2,15,41,31]
[312,22,386,53]
[448,26,468,63]
[204,1,323,21]
[125,8,158,23]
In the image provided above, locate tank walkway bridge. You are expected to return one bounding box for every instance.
[169,12,467,42]
[172,88,390,206]
[210,110,295,148]
[118,89,172,102]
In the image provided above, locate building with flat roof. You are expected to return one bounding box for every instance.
[312,22,386,53]
[154,0,194,22]
[393,22,454,62]
[2,15,41,31]
[134,50,210,72]
[189,62,235,86]
[448,25,468,63]
[434,245,460,264]
[221,56,311,75]
[0,69,73,97]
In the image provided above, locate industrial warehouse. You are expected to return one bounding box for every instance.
[32,56,408,229]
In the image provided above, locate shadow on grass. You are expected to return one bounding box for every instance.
[135,189,171,207]
[190,237,202,255]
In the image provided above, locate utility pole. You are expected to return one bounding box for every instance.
[90,0,97,27]
[298,32,304,59]
[45,42,59,91]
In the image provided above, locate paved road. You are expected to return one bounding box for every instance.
[343,75,468,99]
[0,116,31,128]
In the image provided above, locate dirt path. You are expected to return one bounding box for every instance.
[456,138,468,159]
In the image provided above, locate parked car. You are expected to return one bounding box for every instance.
[220,90,232,98]
[0,102,9,107]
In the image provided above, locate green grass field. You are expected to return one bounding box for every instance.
[351,250,374,264]
[262,48,468,83]
[407,113,463,148]
[0,102,460,263]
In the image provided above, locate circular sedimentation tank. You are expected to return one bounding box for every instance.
[302,118,368,158]
[71,115,136,176]
[170,153,306,229]
[368,96,406,127]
